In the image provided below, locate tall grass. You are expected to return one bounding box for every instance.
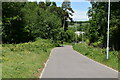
[73,43,119,71]
[2,38,55,78]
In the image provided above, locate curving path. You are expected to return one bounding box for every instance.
[40,45,118,79]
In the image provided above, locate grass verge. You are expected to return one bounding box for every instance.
[73,43,119,71]
[2,38,55,78]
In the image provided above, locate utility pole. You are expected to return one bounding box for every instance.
[106,0,110,60]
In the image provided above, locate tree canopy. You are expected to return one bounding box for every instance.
[87,2,120,50]
[2,1,74,44]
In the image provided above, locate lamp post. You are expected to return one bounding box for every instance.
[106,0,110,60]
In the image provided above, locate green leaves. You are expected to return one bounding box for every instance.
[2,1,74,44]
[2,2,29,43]
[87,2,120,50]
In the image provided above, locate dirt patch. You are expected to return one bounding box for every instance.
[35,68,43,80]
[35,59,48,80]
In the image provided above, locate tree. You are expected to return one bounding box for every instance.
[2,1,74,44]
[87,1,120,50]
[2,2,29,43]
[62,0,74,31]
[22,2,61,40]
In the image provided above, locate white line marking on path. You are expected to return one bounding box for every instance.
[39,48,54,79]
[39,46,118,79]
[72,46,118,73]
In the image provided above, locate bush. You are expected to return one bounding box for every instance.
[65,30,75,43]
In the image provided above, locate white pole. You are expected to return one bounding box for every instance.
[106,0,110,60]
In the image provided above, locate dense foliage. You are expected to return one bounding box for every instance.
[2,1,74,44]
[2,2,27,43]
[87,2,120,51]
[2,1,119,48]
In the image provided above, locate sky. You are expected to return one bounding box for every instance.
[28,0,91,21]
[72,2,91,21]
[57,2,91,21]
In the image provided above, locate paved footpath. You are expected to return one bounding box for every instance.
[40,45,118,79]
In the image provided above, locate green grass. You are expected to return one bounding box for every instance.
[73,43,119,71]
[63,42,73,46]
[2,38,55,78]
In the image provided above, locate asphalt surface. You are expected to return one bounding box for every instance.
[41,45,118,78]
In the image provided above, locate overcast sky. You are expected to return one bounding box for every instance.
[28,0,91,21]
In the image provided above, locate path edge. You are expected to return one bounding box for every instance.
[39,48,54,78]
[71,46,118,73]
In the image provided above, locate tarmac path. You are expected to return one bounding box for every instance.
[40,45,118,79]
